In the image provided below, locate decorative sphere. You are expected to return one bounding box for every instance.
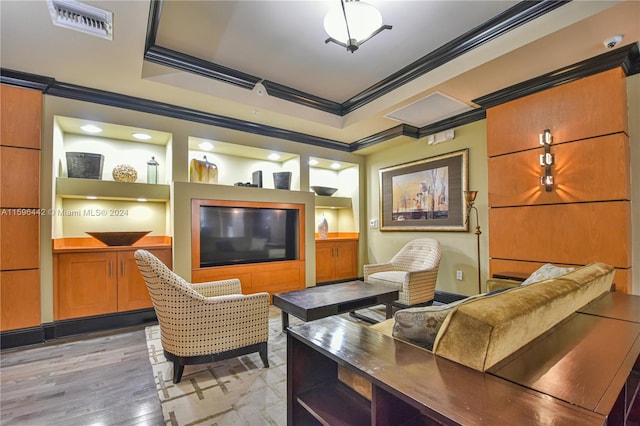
[112,164,138,182]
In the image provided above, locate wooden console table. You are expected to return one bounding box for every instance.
[287,316,606,425]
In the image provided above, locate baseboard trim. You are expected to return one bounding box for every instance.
[1,309,157,350]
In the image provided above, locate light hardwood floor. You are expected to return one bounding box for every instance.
[1,325,163,426]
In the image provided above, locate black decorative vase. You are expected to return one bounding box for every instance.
[66,152,104,180]
[273,171,292,190]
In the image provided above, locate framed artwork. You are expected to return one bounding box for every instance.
[379,149,469,231]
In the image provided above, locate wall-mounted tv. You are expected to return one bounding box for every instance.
[199,205,299,267]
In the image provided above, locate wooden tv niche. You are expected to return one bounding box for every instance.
[191,199,306,297]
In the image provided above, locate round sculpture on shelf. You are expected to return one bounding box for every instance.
[112,164,138,182]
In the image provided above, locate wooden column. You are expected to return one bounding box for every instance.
[0,84,43,330]
[486,68,632,292]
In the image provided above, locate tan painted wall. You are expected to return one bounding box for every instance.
[365,120,489,296]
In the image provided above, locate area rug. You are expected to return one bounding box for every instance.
[145,305,387,425]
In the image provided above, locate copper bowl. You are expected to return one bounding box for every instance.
[86,231,150,246]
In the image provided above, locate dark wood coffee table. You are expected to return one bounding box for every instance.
[272,280,399,330]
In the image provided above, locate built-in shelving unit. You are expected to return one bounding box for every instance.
[314,195,351,209]
[56,177,170,201]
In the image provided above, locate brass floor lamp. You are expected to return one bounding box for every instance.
[464,190,482,294]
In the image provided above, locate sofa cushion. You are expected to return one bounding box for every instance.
[392,303,457,350]
[521,263,575,286]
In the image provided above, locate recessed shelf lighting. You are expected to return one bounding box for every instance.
[80,124,102,134]
[86,195,97,200]
[137,198,147,202]
[268,153,281,161]
[309,159,319,166]
[132,132,152,140]
[330,162,341,169]
[198,141,214,150]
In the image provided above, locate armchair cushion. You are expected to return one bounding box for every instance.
[366,271,406,290]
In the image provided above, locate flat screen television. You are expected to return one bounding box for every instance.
[199,205,299,267]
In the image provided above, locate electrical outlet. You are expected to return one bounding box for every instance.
[369,218,378,229]
[456,270,463,280]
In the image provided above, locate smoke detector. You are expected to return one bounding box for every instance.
[47,0,113,40]
[603,34,623,49]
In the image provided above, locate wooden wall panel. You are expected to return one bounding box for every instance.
[0,146,41,207]
[489,259,631,293]
[0,214,40,270]
[489,202,630,269]
[489,134,630,207]
[0,270,41,331]
[192,260,305,296]
[487,68,628,157]
[0,85,42,149]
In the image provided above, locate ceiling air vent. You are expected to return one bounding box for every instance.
[386,92,472,127]
[47,0,113,40]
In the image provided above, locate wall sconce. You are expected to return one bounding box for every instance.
[538,129,554,191]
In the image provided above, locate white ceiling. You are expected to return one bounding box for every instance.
[1,0,638,147]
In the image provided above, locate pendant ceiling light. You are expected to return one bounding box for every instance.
[324,0,392,53]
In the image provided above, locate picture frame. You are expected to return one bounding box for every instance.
[379,149,469,231]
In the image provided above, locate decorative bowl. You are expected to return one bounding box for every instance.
[86,231,150,246]
[310,186,338,196]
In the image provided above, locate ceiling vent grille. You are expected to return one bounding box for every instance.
[386,92,472,127]
[47,0,113,40]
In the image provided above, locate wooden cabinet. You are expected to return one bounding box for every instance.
[55,248,171,320]
[117,248,171,311]
[315,239,358,283]
[0,84,42,331]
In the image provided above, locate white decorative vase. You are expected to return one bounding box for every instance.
[317,216,329,240]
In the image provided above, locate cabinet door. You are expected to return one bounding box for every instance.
[0,214,39,270]
[334,240,358,280]
[0,146,40,207]
[0,85,42,149]
[56,252,118,320]
[117,248,172,311]
[315,241,336,283]
[1,270,40,331]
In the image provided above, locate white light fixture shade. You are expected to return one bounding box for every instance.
[324,1,382,43]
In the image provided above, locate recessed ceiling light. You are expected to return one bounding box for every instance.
[268,153,281,161]
[309,159,319,166]
[198,141,214,150]
[86,195,97,200]
[330,162,341,169]
[137,198,147,202]
[80,124,102,134]
[132,132,152,140]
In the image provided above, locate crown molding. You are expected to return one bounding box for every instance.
[341,0,569,114]
[350,124,420,152]
[2,40,637,153]
[474,42,640,108]
[143,0,568,116]
[0,69,351,152]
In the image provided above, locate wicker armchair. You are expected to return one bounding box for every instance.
[364,238,441,307]
[134,249,270,383]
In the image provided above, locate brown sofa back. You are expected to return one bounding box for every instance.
[433,262,614,371]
